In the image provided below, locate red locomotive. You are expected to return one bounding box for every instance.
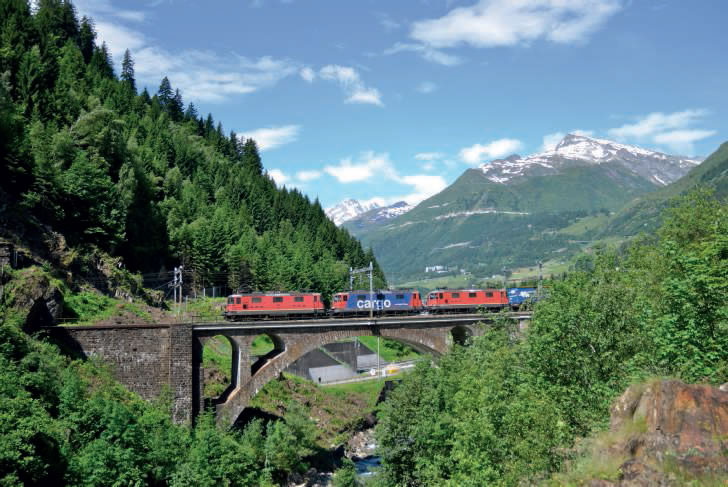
[224,292,325,320]
[426,288,509,313]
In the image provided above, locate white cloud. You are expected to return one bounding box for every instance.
[268,169,289,186]
[319,65,383,106]
[379,13,401,31]
[74,0,145,23]
[460,138,523,164]
[416,81,437,94]
[299,66,316,82]
[653,130,717,154]
[608,109,707,139]
[95,21,146,60]
[323,152,448,205]
[414,152,445,161]
[608,109,715,154]
[324,151,397,183]
[240,125,301,151]
[384,42,463,66]
[398,174,448,204]
[410,0,622,49]
[296,170,322,182]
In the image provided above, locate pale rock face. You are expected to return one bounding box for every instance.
[480,134,702,186]
[325,199,381,226]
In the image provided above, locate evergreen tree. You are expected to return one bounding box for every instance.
[78,16,95,63]
[169,88,184,121]
[242,138,263,174]
[120,49,135,93]
[184,102,198,120]
[157,76,173,107]
[89,42,113,78]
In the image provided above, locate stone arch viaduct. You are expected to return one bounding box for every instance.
[48,314,530,425]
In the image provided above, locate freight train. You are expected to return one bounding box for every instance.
[224,287,537,321]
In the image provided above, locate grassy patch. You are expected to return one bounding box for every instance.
[397,274,477,291]
[178,297,226,322]
[355,336,421,362]
[202,335,233,398]
[558,214,611,236]
[251,334,275,357]
[62,291,152,325]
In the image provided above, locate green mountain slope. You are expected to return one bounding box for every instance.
[359,164,658,282]
[598,141,728,238]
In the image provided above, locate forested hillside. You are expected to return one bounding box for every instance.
[0,0,384,299]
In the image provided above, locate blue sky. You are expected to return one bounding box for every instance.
[74,0,728,209]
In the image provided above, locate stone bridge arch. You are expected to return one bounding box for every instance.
[204,323,469,425]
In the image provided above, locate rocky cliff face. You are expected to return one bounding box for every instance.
[579,379,728,485]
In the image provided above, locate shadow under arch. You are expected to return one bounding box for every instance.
[450,325,473,347]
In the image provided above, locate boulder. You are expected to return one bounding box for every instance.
[608,379,728,482]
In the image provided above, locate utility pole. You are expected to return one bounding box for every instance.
[538,260,543,298]
[178,266,183,318]
[173,267,178,311]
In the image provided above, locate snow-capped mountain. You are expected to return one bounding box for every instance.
[341,201,414,235]
[325,199,381,226]
[481,134,702,186]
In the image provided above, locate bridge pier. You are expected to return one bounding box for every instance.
[46,313,530,426]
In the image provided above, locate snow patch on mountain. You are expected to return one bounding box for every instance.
[325,199,381,226]
[480,134,702,186]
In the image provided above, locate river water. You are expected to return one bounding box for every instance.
[354,455,382,477]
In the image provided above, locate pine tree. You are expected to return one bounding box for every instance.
[169,88,183,121]
[78,16,95,63]
[184,102,198,120]
[157,76,173,107]
[89,42,113,78]
[121,49,135,93]
[242,138,263,174]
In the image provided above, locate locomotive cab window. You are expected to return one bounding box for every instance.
[429,293,436,300]
[227,297,234,304]
[252,297,262,303]
[469,292,477,298]
[343,295,348,301]
[236,297,241,304]
[273,297,283,303]
[439,293,444,299]
[294,297,304,302]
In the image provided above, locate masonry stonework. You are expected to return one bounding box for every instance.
[48,315,522,425]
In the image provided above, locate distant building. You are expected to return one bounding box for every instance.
[425,265,447,273]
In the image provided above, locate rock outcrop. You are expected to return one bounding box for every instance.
[599,379,728,485]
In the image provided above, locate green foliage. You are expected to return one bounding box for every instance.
[355,336,420,362]
[376,189,728,485]
[333,458,359,487]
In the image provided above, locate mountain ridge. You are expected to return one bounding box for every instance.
[352,134,710,282]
